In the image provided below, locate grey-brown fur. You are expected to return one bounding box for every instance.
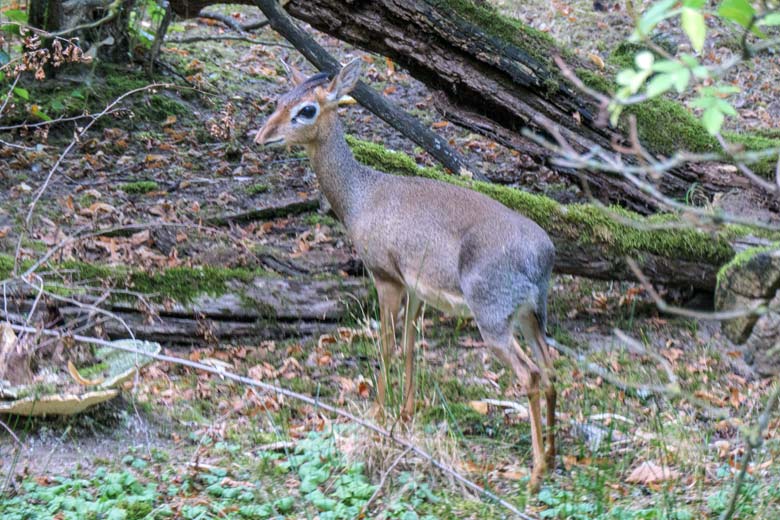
[256,59,558,490]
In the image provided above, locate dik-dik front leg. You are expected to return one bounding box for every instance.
[401,293,423,419]
[374,278,403,416]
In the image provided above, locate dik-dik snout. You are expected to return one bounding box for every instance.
[254,59,362,148]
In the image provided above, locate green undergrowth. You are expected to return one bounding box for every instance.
[0,253,265,304]
[346,136,741,266]
[0,430,457,520]
[4,63,190,129]
[120,181,159,194]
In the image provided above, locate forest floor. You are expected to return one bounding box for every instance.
[1,1,780,519]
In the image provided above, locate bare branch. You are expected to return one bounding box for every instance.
[166,35,293,47]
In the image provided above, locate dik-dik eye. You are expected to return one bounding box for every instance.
[293,103,318,123]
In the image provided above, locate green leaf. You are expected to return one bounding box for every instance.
[691,95,716,109]
[759,13,780,26]
[674,68,691,92]
[0,23,21,36]
[681,7,707,52]
[646,73,677,97]
[638,0,678,35]
[715,98,738,116]
[13,86,29,100]
[652,59,684,73]
[679,54,700,67]
[683,0,706,7]
[635,51,655,70]
[2,9,27,23]
[718,0,755,28]
[702,107,725,134]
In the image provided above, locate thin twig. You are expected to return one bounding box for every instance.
[0,418,21,445]
[0,138,38,151]
[50,0,122,38]
[545,336,677,396]
[0,109,125,131]
[197,11,270,33]
[5,323,534,520]
[167,35,293,47]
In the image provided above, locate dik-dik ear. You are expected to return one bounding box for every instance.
[326,59,362,103]
[280,58,306,86]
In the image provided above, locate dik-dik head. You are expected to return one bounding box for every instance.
[254,59,361,147]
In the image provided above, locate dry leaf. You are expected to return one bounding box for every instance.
[317,334,337,349]
[626,461,680,484]
[431,121,449,129]
[588,53,605,69]
[468,400,489,415]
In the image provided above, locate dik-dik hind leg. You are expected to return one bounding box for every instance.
[374,278,403,417]
[517,313,557,470]
[484,339,546,492]
[400,293,422,419]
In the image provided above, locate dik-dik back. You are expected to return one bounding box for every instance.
[352,173,554,323]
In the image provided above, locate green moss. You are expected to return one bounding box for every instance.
[609,42,647,70]
[347,136,738,265]
[725,132,780,177]
[120,181,159,194]
[147,94,188,119]
[578,69,718,155]
[716,244,779,287]
[432,0,572,88]
[2,254,268,304]
[304,213,339,227]
[436,378,487,402]
[629,98,718,156]
[245,183,271,196]
[128,265,258,303]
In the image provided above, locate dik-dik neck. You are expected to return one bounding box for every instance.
[306,114,374,226]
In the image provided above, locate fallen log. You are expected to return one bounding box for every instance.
[0,260,368,345]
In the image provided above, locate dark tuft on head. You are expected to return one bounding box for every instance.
[279,72,332,104]
[303,72,331,87]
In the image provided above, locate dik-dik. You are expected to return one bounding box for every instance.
[255,59,557,489]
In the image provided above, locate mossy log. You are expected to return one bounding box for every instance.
[0,257,368,345]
